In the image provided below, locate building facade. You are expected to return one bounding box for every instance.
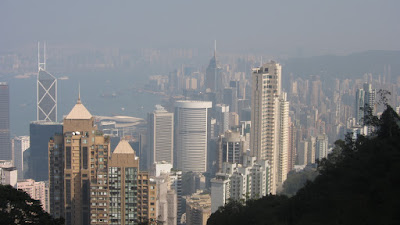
[49,98,157,225]
[185,191,211,225]
[108,140,157,225]
[147,105,174,168]
[49,97,111,225]
[17,179,48,212]
[37,69,57,122]
[0,82,11,161]
[28,121,62,181]
[0,160,17,188]
[210,155,270,213]
[174,101,212,173]
[250,62,282,194]
[12,136,30,180]
[275,93,289,187]
[217,130,246,172]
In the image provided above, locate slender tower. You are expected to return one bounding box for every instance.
[205,41,221,93]
[0,82,11,160]
[250,61,282,194]
[147,105,174,168]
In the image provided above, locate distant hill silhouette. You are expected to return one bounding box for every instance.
[283,50,400,81]
[208,106,400,225]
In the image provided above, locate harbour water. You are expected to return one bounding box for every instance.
[8,71,164,136]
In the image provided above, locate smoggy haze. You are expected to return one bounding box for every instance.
[1,0,399,57]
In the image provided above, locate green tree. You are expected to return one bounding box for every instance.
[0,185,64,225]
[208,106,400,225]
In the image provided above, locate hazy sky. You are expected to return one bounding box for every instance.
[1,0,399,56]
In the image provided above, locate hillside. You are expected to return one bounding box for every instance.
[208,106,400,225]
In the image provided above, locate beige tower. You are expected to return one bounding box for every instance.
[275,93,289,188]
[250,61,282,194]
[108,140,157,224]
[49,96,111,225]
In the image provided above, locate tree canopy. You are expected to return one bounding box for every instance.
[208,106,400,225]
[0,184,64,225]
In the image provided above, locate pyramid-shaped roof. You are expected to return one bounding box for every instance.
[65,101,92,120]
[113,140,135,154]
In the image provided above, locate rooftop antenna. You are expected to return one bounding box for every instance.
[260,56,263,67]
[214,40,217,58]
[37,42,40,71]
[37,41,46,71]
[44,41,47,71]
[78,82,81,104]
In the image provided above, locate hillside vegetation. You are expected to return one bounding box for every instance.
[208,106,400,225]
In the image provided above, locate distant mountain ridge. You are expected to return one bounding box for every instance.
[283,50,400,80]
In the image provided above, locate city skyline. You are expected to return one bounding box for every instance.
[1,2,399,224]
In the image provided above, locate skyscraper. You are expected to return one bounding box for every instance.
[215,104,230,135]
[37,42,57,122]
[355,88,365,124]
[174,101,212,173]
[49,96,110,225]
[37,70,57,122]
[0,82,11,161]
[12,136,30,180]
[217,130,246,172]
[363,83,376,114]
[27,121,62,181]
[147,105,174,168]
[205,41,222,94]
[287,121,297,172]
[49,96,157,225]
[108,140,157,224]
[276,93,289,187]
[250,62,282,194]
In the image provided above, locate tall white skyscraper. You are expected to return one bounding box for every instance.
[174,101,212,173]
[363,83,376,114]
[147,105,174,168]
[250,61,282,194]
[355,88,365,125]
[275,93,289,187]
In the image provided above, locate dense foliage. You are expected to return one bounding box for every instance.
[0,184,64,225]
[208,106,400,225]
[279,166,318,197]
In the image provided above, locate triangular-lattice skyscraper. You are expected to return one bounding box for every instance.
[37,42,57,122]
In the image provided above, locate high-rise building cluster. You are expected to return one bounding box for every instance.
[3,42,396,225]
[211,155,270,213]
[48,97,158,225]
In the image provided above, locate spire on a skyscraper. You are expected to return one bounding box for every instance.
[214,39,217,59]
[77,83,81,104]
